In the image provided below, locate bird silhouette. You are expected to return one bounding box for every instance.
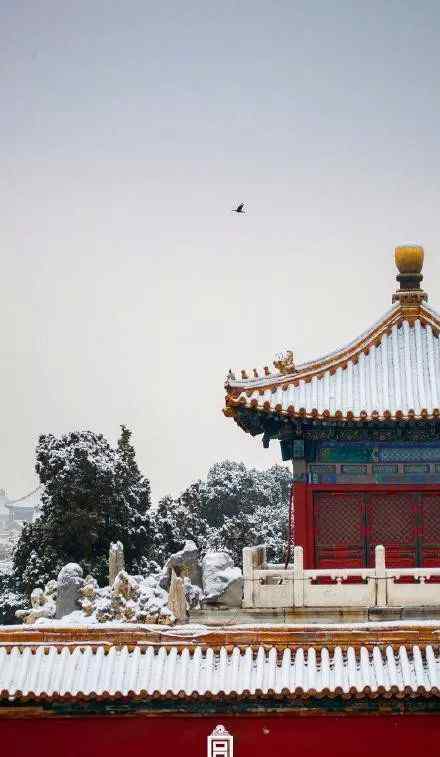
[232,203,245,213]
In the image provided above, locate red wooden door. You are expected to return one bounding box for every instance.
[313,492,365,568]
[366,492,418,567]
[312,487,440,570]
[420,493,440,567]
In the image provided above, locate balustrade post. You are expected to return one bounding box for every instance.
[375,544,387,606]
[242,547,254,608]
[293,545,304,607]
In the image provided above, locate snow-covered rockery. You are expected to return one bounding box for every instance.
[16,540,243,625]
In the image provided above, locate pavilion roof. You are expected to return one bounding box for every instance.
[224,247,440,427]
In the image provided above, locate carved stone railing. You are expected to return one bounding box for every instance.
[242,544,440,609]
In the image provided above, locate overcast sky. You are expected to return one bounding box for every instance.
[2,1,440,501]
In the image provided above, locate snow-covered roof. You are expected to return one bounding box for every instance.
[5,486,42,511]
[225,301,440,423]
[0,641,439,701]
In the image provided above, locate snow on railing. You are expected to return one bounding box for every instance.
[242,544,440,609]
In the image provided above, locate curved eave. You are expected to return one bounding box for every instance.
[227,303,440,393]
[3,686,440,704]
[224,302,440,425]
[224,399,440,426]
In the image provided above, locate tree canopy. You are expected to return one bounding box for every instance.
[150,461,291,566]
[13,426,151,591]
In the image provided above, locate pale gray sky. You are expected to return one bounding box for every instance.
[2,1,440,501]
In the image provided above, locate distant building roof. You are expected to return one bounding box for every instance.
[4,486,42,512]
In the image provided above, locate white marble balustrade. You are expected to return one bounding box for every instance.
[242,544,440,609]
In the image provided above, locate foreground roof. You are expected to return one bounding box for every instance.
[1,621,440,703]
[1,642,440,702]
[224,247,440,429]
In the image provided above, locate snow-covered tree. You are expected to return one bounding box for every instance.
[13,427,152,591]
[200,461,290,528]
[0,574,27,625]
[204,465,291,564]
[149,462,291,566]
[207,501,289,565]
[146,483,210,569]
[148,495,182,568]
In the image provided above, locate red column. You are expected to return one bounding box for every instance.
[293,482,313,567]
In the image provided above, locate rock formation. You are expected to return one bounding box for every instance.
[202,551,243,607]
[184,577,204,609]
[16,541,244,626]
[167,570,187,621]
[162,540,202,589]
[56,563,84,619]
[16,581,57,624]
[109,541,125,586]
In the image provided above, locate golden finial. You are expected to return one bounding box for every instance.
[392,244,427,306]
[395,244,424,274]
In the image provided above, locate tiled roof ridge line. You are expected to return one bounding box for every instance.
[226,303,440,393]
[2,622,440,649]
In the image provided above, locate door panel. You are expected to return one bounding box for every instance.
[420,493,440,567]
[312,488,440,569]
[366,493,417,567]
[313,492,364,568]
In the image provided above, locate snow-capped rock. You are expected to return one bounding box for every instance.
[16,584,56,624]
[162,540,202,588]
[184,577,203,609]
[202,551,243,607]
[56,563,84,618]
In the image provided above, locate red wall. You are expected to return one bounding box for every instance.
[1,712,440,757]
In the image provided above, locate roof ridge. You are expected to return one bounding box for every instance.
[228,303,440,391]
[7,485,42,507]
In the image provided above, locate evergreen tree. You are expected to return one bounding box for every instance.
[207,501,289,565]
[200,461,257,525]
[148,462,291,567]
[148,495,182,567]
[114,425,152,572]
[205,465,291,564]
[13,428,152,591]
[146,484,210,568]
[0,574,28,625]
[199,461,291,528]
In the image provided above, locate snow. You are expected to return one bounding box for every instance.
[0,561,12,576]
[57,563,83,586]
[5,618,440,633]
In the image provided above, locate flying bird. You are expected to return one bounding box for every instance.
[232,203,245,214]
